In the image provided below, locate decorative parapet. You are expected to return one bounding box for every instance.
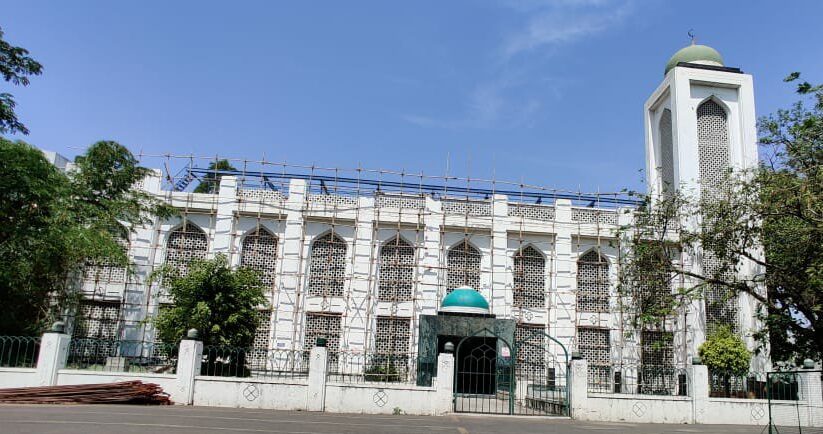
[441,198,492,217]
[508,203,556,222]
[237,188,287,203]
[374,193,426,211]
[571,207,618,226]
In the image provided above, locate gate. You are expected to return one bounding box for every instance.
[767,370,823,433]
[453,328,569,416]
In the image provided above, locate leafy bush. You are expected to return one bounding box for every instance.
[698,325,752,376]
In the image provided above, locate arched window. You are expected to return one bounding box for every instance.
[378,237,415,302]
[307,232,347,297]
[446,240,481,293]
[659,108,675,194]
[697,99,729,195]
[577,250,609,312]
[165,222,208,276]
[241,228,278,287]
[513,245,545,309]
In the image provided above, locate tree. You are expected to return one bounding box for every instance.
[152,254,267,348]
[699,325,752,397]
[617,74,823,363]
[0,26,43,135]
[193,159,236,194]
[0,139,170,336]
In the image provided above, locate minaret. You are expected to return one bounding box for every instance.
[642,41,764,367]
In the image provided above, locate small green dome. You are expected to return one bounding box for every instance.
[665,44,724,74]
[441,287,490,314]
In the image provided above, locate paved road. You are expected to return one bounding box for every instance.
[0,404,771,433]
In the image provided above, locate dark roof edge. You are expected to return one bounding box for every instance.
[676,62,743,74]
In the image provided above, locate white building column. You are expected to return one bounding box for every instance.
[212,175,238,256]
[343,196,376,352]
[274,179,308,350]
[435,352,455,414]
[553,199,576,351]
[569,358,588,420]
[307,345,328,411]
[690,363,709,424]
[798,365,823,427]
[36,325,70,386]
[419,198,443,315]
[490,194,509,317]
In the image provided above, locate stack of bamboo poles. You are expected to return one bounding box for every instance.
[0,381,172,404]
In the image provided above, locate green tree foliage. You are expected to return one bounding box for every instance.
[0,139,170,336]
[0,26,43,135]
[618,74,823,363]
[193,159,236,194]
[152,254,267,348]
[699,325,752,376]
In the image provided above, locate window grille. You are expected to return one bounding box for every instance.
[513,246,545,309]
[165,223,208,276]
[378,237,415,302]
[697,100,730,197]
[83,237,129,284]
[508,203,555,221]
[307,194,358,208]
[248,310,272,366]
[72,300,122,340]
[577,251,609,312]
[704,253,738,333]
[659,108,675,194]
[571,208,617,225]
[446,240,481,293]
[374,317,411,355]
[375,194,426,210]
[304,313,342,354]
[515,324,544,374]
[307,233,347,297]
[237,188,285,203]
[578,327,611,388]
[640,330,676,394]
[442,199,492,217]
[241,229,278,287]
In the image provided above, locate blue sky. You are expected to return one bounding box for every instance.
[3,1,822,193]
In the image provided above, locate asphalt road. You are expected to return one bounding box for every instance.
[0,404,771,434]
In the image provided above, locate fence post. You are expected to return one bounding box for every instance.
[36,322,70,386]
[435,352,455,414]
[175,329,203,405]
[307,345,328,411]
[569,358,588,420]
[689,363,708,424]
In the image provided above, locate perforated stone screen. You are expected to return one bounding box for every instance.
[659,108,675,193]
[697,100,729,197]
[307,194,358,208]
[508,203,555,221]
[446,240,481,293]
[577,251,609,312]
[515,324,545,374]
[578,327,610,387]
[442,199,492,217]
[165,223,208,276]
[73,300,122,340]
[378,237,415,302]
[241,229,278,287]
[641,330,674,368]
[571,208,617,225]
[307,233,347,297]
[704,253,738,333]
[513,246,545,309]
[375,194,426,211]
[83,238,128,284]
[374,316,411,355]
[304,313,342,353]
[248,310,273,365]
[238,188,286,203]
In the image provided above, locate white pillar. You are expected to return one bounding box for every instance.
[554,199,575,350]
[690,364,708,424]
[435,352,455,414]
[490,195,509,317]
[175,337,204,405]
[798,367,823,427]
[419,198,443,315]
[274,179,308,349]
[307,345,328,411]
[212,175,238,255]
[36,330,70,386]
[342,196,375,352]
[569,358,588,420]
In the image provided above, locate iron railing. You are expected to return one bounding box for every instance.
[66,338,178,373]
[326,352,430,384]
[710,371,798,400]
[200,346,309,379]
[588,365,689,396]
[0,336,41,368]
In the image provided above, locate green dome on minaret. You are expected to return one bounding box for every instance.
[440,286,490,314]
[665,43,724,75]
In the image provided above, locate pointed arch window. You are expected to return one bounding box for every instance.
[378,237,415,302]
[447,240,481,293]
[513,245,545,309]
[307,232,347,297]
[659,108,675,194]
[165,222,208,276]
[577,250,610,312]
[241,228,278,287]
[697,99,730,195]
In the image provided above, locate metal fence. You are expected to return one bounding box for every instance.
[767,370,823,434]
[0,336,41,368]
[200,346,309,379]
[66,338,178,374]
[709,371,798,400]
[587,365,689,396]
[326,352,430,384]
